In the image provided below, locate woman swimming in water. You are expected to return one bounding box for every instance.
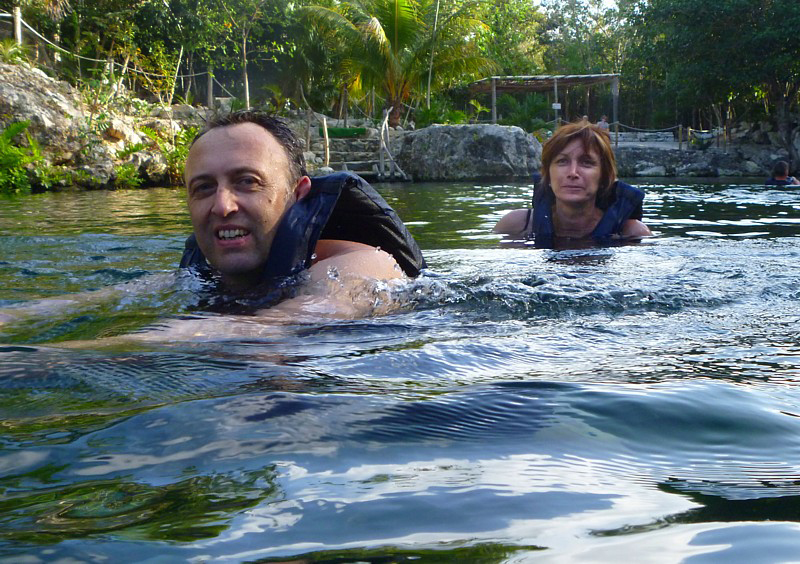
[494,121,651,245]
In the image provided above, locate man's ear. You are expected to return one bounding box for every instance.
[293,176,312,201]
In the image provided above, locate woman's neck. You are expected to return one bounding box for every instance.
[552,202,603,238]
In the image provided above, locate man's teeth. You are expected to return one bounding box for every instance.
[217,229,248,240]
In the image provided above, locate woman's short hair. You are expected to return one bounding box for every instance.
[540,121,617,209]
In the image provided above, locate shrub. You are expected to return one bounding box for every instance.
[0,121,38,195]
[0,39,29,65]
[141,125,198,186]
[113,163,143,189]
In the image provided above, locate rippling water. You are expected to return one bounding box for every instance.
[2,179,800,562]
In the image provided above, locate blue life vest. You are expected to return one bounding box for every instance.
[529,180,645,247]
[765,177,796,186]
[180,172,426,310]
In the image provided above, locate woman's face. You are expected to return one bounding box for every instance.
[548,139,602,207]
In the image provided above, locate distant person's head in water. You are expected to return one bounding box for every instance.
[766,160,800,185]
[493,120,651,242]
[772,160,790,179]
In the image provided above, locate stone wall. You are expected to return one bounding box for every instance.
[616,144,789,178]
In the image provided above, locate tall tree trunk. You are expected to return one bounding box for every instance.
[388,102,403,128]
[242,34,250,109]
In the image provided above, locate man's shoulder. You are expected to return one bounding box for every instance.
[310,239,403,282]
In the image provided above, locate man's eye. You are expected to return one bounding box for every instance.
[191,183,215,195]
[236,177,259,188]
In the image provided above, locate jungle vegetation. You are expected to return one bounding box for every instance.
[1,0,799,159]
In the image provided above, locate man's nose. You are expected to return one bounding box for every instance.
[211,185,238,216]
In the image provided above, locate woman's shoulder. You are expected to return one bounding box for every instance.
[493,208,532,236]
[621,219,652,238]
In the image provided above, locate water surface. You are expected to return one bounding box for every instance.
[1,179,800,562]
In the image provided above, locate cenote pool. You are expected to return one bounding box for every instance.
[1,179,800,562]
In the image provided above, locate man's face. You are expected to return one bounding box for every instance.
[185,122,304,290]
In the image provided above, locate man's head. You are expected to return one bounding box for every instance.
[184,111,312,290]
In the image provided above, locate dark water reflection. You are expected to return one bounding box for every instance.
[2,179,800,561]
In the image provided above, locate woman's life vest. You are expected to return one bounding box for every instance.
[179,172,426,308]
[528,180,645,247]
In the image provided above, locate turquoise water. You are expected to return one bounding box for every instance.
[1,179,800,561]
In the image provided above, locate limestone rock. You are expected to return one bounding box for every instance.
[0,62,85,155]
[395,124,541,181]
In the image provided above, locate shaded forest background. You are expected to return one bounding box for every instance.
[1,0,799,160]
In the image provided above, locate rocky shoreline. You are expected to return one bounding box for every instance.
[0,61,793,188]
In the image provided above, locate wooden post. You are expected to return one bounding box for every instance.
[553,77,559,124]
[305,109,312,157]
[612,76,619,147]
[379,110,386,178]
[724,124,728,152]
[678,125,683,151]
[491,77,497,124]
[322,117,330,167]
[13,6,22,45]
[207,67,214,109]
[343,87,348,128]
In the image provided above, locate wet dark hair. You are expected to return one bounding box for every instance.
[192,110,308,181]
[772,160,790,178]
[540,120,617,209]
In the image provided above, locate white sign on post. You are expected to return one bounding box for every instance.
[552,103,561,110]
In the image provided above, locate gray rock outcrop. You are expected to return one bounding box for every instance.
[0,62,85,162]
[0,62,205,189]
[395,124,542,181]
[616,144,791,178]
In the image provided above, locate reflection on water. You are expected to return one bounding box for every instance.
[2,180,800,561]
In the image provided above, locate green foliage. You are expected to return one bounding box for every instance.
[116,142,148,160]
[415,98,468,127]
[229,97,248,113]
[320,127,367,138]
[468,99,490,121]
[0,122,38,196]
[0,39,30,65]
[475,0,546,75]
[301,0,496,126]
[141,125,198,186]
[496,93,552,132]
[627,0,800,154]
[113,163,143,189]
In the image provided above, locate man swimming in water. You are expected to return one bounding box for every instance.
[0,111,425,337]
[179,111,424,313]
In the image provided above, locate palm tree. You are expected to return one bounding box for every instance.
[301,0,495,127]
